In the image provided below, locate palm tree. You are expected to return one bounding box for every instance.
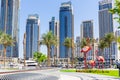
[63,37,75,68]
[80,38,88,48]
[41,31,57,66]
[71,38,75,68]
[117,36,120,50]
[0,32,15,68]
[98,39,108,56]
[109,0,120,29]
[104,33,115,67]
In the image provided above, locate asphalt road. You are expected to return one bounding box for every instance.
[60,72,120,80]
[0,68,120,80]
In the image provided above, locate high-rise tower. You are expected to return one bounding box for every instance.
[49,17,59,58]
[59,1,74,58]
[98,0,115,63]
[0,0,20,57]
[26,14,40,59]
[81,20,94,60]
[99,0,113,39]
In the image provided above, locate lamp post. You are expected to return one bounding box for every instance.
[23,33,26,67]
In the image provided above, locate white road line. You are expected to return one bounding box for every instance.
[59,74,80,80]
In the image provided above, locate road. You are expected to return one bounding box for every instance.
[0,68,120,80]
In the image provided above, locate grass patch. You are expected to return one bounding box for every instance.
[97,70,119,78]
[60,69,120,78]
[60,69,76,72]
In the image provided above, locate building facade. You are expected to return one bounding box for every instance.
[49,17,59,58]
[81,20,93,39]
[75,36,80,57]
[81,20,94,60]
[0,0,20,57]
[99,0,113,39]
[115,30,120,61]
[98,0,115,62]
[59,1,74,58]
[26,14,40,60]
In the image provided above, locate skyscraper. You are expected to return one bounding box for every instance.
[81,20,94,60]
[26,14,40,59]
[115,30,120,61]
[81,20,93,39]
[99,0,113,39]
[0,0,20,57]
[49,17,59,58]
[99,0,115,63]
[59,1,74,58]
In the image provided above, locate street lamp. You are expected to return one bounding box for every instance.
[23,33,26,67]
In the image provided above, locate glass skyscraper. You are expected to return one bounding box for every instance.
[81,20,93,39]
[26,14,40,59]
[0,0,20,57]
[49,17,59,58]
[99,0,115,62]
[81,20,94,60]
[115,30,120,61]
[99,0,113,38]
[59,1,74,58]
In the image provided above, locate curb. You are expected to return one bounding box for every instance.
[0,68,52,74]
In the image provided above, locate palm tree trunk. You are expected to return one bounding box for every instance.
[67,48,69,68]
[47,46,51,67]
[71,47,74,68]
[3,46,6,68]
[109,46,112,68]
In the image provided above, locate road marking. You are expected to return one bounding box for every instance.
[59,74,80,80]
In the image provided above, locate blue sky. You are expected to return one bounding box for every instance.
[19,0,100,58]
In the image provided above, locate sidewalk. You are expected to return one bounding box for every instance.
[59,74,80,80]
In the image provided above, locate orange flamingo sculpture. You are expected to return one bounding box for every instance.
[89,60,95,68]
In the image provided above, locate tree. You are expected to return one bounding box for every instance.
[117,36,120,50]
[104,33,115,67]
[63,37,75,68]
[0,32,15,68]
[41,31,57,66]
[109,0,120,29]
[33,52,47,65]
[98,39,108,56]
[80,38,88,48]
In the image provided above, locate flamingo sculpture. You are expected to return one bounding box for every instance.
[89,60,95,68]
[81,46,91,69]
[95,50,105,69]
